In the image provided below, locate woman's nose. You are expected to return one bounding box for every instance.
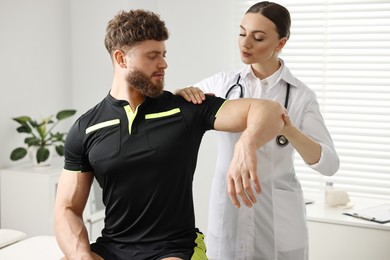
[242,36,252,49]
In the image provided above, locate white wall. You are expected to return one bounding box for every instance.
[0,0,72,168]
[0,0,235,233]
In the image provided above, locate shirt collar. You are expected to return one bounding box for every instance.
[278,59,298,88]
[106,91,154,108]
[106,92,129,106]
[239,59,298,89]
[261,62,283,89]
[240,65,255,80]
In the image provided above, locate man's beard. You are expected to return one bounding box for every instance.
[126,69,164,98]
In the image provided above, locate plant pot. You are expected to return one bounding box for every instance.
[28,146,54,167]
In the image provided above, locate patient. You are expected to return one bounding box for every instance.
[54,9,285,260]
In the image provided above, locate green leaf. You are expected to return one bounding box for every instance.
[36,122,47,140]
[36,147,50,163]
[30,120,40,128]
[50,132,65,142]
[25,137,40,146]
[55,145,64,156]
[57,110,76,121]
[12,116,32,124]
[10,147,27,161]
[16,125,32,134]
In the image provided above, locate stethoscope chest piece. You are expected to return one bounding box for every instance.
[276,135,289,147]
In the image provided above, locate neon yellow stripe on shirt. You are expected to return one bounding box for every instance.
[85,119,120,134]
[145,108,181,119]
[215,100,227,118]
[124,104,141,134]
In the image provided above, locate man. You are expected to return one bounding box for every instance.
[54,9,285,260]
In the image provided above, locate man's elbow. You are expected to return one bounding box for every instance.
[266,100,286,132]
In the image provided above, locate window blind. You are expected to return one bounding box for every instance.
[235,0,390,199]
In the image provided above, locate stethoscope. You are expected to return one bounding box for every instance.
[225,74,291,147]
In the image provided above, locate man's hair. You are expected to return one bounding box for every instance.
[104,9,169,55]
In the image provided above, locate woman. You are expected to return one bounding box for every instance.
[177,2,340,260]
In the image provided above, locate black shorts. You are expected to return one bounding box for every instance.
[90,232,206,260]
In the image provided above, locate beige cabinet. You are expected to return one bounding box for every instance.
[0,158,104,241]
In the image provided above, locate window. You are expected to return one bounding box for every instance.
[235,0,390,199]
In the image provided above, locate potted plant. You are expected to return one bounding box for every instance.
[10,109,76,166]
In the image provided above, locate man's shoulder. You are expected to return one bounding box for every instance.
[156,90,190,105]
[150,91,225,117]
[79,99,107,119]
[71,96,112,130]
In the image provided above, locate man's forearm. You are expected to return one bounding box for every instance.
[55,208,93,259]
[225,99,285,208]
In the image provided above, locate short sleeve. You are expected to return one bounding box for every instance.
[64,119,93,172]
[184,95,226,131]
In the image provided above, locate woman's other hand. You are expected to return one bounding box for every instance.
[175,86,210,104]
[280,113,294,137]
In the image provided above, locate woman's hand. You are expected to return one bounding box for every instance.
[281,113,322,165]
[175,86,211,104]
[280,113,294,138]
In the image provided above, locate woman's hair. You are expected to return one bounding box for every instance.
[104,9,169,55]
[246,2,291,40]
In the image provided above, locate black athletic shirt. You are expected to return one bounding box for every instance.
[64,91,225,249]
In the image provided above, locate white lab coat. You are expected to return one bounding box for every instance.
[194,60,340,260]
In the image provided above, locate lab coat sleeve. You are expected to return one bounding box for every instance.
[193,72,230,97]
[299,91,340,176]
[309,143,340,176]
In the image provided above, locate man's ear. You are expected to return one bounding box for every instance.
[113,50,127,68]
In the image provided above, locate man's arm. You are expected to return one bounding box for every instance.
[214,98,286,208]
[54,170,100,259]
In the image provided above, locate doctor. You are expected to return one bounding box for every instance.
[177,2,340,260]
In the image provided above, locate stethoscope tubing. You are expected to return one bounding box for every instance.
[225,75,243,99]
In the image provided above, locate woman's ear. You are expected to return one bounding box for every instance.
[113,50,127,68]
[276,37,287,52]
